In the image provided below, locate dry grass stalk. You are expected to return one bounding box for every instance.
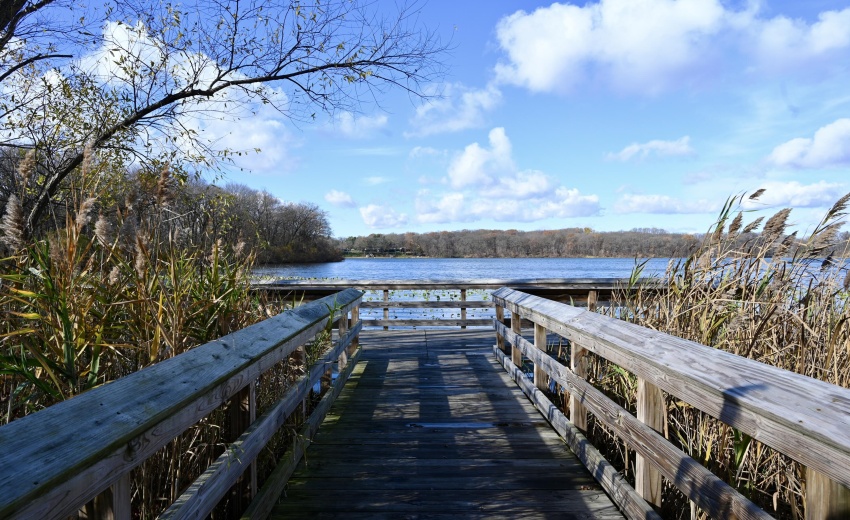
[601,191,850,519]
[0,195,24,251]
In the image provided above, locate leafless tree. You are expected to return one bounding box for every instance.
[1,0,446,234]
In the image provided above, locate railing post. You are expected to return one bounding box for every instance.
[495,305,506,353]
[383,289,389,331]
[569,343,588,431]
[511,310,523,368]
[533,323,548,392]
[226,381,258,510]
[636,377,664,508]
[806,468,850,519]
[587,290,598,312]
[460,288,467,329]
[349,305,360,356]
[84,474,131,520]
[337,309,349,369]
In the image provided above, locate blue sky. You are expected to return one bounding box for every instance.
[219,0,850,238]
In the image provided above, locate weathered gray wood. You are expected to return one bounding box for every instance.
[496,320,771,520]
[806,468,850,520]
[495,305,506,353]
[226,381,258,510]
[636,378,664,508]
[358,297,505,311]
[383,289,389,330]
[160,323,361,520]
[460,288,467,329]
[271,330,623,519]
[365,319,492,327]
[570,342,588,431]
[258,278,653,291]
[492,345,660,520]
[493,287,850,491]
[511,310,523,368]
[533,323,547,392]
[349,306,360,356]
[241,346,363,520]
[0,289,362,519]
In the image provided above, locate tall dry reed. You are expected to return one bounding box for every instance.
[0,149,303,517]
[587,191,850,519]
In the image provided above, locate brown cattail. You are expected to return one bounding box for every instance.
[0,195,24,251]
[156,163,173,206]
[134,235,148,278]
[17,150,36,190]
[233,240,246,259]
[811,221,844,252]
[762,208,792,244]
[728,212,743,236]
[80,143,94,179]
[75,197,97,233]
[119,217,137,255]
[843,269,850,292]
[749,188,766,200]
[742,216,764,234]
[826,192,850,219]
[94,214,113,247]
[109,265,120,285]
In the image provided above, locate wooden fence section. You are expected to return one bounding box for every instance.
[0,289,363,520]
[492,287,850,520]
[256,278,645,329]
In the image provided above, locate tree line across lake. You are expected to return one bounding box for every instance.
[337,227,850,259]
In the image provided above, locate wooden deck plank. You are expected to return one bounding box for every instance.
[269,330,624,519]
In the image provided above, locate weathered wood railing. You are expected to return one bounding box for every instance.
[0,289,363,519]
[255,278,647,328]
[492,287,850,520]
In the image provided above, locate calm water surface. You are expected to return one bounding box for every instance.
[254,257,673,280]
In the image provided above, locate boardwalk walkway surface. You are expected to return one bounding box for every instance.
[270,329,624,519]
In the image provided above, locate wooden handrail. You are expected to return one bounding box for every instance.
[256,278,643,328]
[492,287,850,520]
[0,288,363,519]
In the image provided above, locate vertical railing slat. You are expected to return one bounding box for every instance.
[636,378,664,508]
[533,323,547,392]
[495,305,506,354]
[569,343,587,431]
[511,310,523,368]
[383,289,389,330]
[806,468,850,520]
[460,288,467,329]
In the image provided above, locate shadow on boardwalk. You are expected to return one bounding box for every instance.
[270,329,624,519]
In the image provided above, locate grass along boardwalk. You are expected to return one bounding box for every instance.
[270,329,626,519]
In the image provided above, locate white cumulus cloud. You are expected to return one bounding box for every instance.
[740,181,846,209]
[359,204,408,229]
[494,1,850,95]
[767,119,850,169]
[614,194,714,214]
[407,83,502,136]
[415,128,599,224]
[607,136,696,161]
[324,190,356,208]
[334,112,388,138]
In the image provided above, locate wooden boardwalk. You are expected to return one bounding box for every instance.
[271,329,624,519]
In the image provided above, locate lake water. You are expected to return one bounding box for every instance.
[253,257,673,281]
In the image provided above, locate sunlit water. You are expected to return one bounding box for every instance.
[253,257,672,280]
[255,257,674,330]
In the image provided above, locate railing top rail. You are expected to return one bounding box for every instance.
[0,288,363,516]
[255,277,662,291]
[492,286,850,490]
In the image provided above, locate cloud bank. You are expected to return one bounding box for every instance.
[494,1,850,95]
